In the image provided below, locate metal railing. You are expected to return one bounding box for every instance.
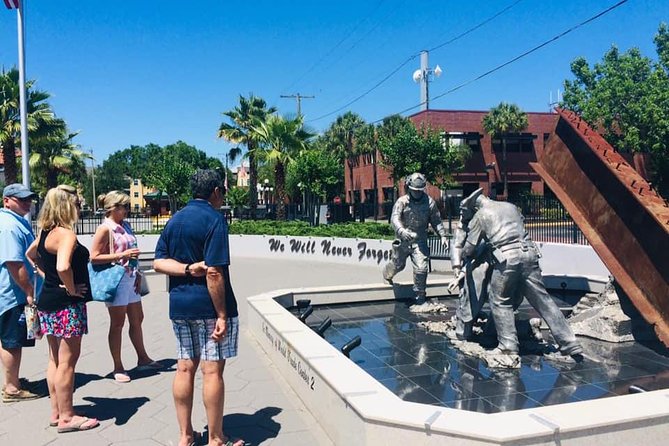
[49,195,587,245]
[31,214,171,235]
[512,195,587,245]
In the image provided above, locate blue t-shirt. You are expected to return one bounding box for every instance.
[0,208,35,316]
[155,199,238,320]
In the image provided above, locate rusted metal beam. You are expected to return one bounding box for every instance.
[530,109,669,346]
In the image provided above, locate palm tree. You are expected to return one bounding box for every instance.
[254,114,313,220]
[355,123,379,219]
[29,119,91,191]
[0,67,57,184]
[218,95,276,219]
[322,112,366,205]
[482,102,528,197]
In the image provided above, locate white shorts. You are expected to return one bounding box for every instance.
[106,273,141,307]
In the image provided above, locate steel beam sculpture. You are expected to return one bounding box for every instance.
[530,109,669,346]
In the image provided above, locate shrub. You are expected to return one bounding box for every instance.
[229,220,395,239]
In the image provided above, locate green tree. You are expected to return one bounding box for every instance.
[286,142,343,202]
[482,102,528,196]
[95,144,162,194]
[218,95,277,218]
[226,186,248,216]
[29,120,91,193]
[322,112,366,203]
[0,67,58,184]
[144,150,195,213]
[561,23,669,196]
[253,114,313,220]
[378,121,468,187]
[96,142,221,213]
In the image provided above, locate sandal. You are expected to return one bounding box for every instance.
[136,360,163,371]
[2,388,40,402]
[113,371,131,383]
[57,416,99,433]
[186,431,202,446]
[223,436,245,446]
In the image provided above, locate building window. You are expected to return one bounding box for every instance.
[382,187,395,202]
[134,192,139,198]
[133,179,139,186]
[445,132,481,152]
[508,182,532,199]
[364,189,376,203]
[492,133,535,153]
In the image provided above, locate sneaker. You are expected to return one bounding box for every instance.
[3,389,40,403]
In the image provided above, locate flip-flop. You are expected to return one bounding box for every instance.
[113,372,131,383]
[57,416,99,433]
[223,436,245,446]
[186,431,202,446]
[136,360,163,371]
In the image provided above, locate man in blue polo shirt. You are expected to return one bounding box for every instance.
[154,170,242,446]
[0,184,40,402]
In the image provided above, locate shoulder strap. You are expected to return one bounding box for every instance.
[105,223,116,261]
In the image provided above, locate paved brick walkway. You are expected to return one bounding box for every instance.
[0,257,420,445]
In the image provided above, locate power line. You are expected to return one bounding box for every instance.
[307,0,403,90]
[308,0,524,123]
[372,0,630,123]
[308,54,418,123]
[281,0,387,95]
[280,93,316,117]
[427,0,523,53]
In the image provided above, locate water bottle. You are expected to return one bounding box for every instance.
[128,239,139,270]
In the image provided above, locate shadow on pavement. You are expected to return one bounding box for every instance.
[77,395,150,425]
[130,358,178,379]
[74,372,104,390]
[203,406,282,445]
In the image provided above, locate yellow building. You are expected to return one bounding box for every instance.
[129,178,148,214]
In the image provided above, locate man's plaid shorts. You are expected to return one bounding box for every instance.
[171,317,239,361]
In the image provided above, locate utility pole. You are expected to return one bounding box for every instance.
[412,50,442,111]
[90,149,96,213]
[280,93,315,117]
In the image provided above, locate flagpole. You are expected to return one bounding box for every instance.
[17,0,30,190]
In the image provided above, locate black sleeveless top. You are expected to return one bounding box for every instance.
[36,228,93,311]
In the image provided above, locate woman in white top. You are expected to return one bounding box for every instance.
[90,191,160,382]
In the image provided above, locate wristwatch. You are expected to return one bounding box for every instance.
[185,264,192,277]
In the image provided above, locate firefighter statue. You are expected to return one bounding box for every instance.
[447,188,582,361]
[448,201,492,340]
[383,173,449,309]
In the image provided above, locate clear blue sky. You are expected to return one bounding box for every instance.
[1,0,667,165]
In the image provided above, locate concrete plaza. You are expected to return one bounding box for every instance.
[0,256,416,446]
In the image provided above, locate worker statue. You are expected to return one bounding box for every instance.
[447,188,582,361]
[449,203,492,340]
[383,173,449,308]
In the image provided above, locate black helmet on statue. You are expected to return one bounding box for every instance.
[406,172,427,191]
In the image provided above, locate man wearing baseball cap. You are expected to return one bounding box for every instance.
[0,183,40,402]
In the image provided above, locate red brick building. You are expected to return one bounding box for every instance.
[345,109,559,208]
